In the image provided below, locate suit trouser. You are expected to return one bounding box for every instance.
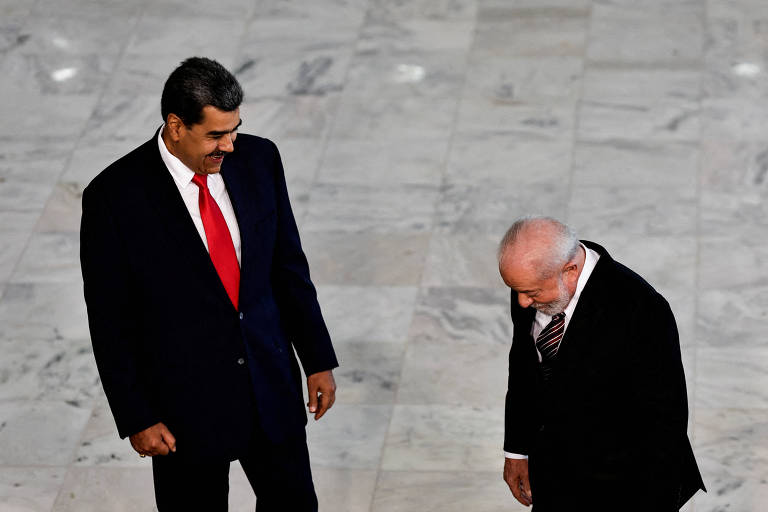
[152,426,317,511]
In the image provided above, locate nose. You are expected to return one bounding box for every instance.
[518,294,534,308]
[218,133,234,153]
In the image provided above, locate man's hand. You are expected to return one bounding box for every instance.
[307,370,336,420]
[129,422,176,457]
[503,457,532,507]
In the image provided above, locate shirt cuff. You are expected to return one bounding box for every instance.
[504,451,529,459]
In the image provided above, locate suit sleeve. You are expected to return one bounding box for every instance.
[266,140,338,376]
[80,184,158,438]
[504,294,539,455]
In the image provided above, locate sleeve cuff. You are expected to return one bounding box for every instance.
[504,451,529,459]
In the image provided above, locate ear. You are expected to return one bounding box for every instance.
[165,113,184,142]
[562,259,579,286]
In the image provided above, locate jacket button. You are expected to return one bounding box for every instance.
[237,358,245,365]
[239,312,244,320]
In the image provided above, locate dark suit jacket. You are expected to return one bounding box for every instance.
[80,132,338,461]
[505,241,704,511]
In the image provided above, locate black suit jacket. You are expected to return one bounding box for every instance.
[505,241,704,510]
[80,132,337,461]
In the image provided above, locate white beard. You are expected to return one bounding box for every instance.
[531,278,572,316]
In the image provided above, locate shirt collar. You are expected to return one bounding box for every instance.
[157,125,196,189]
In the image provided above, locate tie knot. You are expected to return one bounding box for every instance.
[552,312,565,322]
[191,173,208,190]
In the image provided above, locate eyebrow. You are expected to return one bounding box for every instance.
[207,118,242,137]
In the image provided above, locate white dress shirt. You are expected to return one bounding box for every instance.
[505,243,600,459]
[157,127,242,264]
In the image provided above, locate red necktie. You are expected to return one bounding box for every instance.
[191,174,240,309]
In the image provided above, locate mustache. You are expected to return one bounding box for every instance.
[208,150,226,158]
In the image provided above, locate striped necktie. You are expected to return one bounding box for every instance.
[536,312,566,381]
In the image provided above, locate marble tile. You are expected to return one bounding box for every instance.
[0,338,100,404]
[345,48,466,99]
[35,182,83,233]
[0,94,98,139]
[692,407,768,511]
[0,467,67,512]
[434,182,569,235]
[368,0,478,21]
[255,0,369,25]
[572,140,699,187]
[579,66,701,142]
[588,2,704,64]
[0,1,34,23]
[398,339,508,407]
[463,56,583,105]
[20,13,137,55]
[700,138,768,192]
[304,182,439,233]
[51,467,155,512]
[73,400,145,468]
[83,94,162,145]
[0,159,63,212]
[372,470,524,512]
[331,95,458,141]
[381,404,504,471]
[472,10,588,57]
[127,17,246,58]
[104,53,193,97]
[233,48,353,99]
[696,348,768,408]
[302,232,430,286]
[33,0,141,17]
[0,52,117,96]
[698,232,768,290]
[456,99,577,138]
[0,232,28,283]
[317,285,419,343]
[11,232,81,283]
[421,233,506,288]
[240,94,341,141]
[0,282,89,341]
[357,18,475,54]
[445,131,572,186]
[701,96,768,141]
[0,211,40,234]
[318,137,447,186]
[697,286,768,349]
[60,140,139,186]
[143,0,256,19]
[241,17,361,57]
[0,138,73,165]
[332,340,404,405]
[569,185,698,237]
[0,400,91,465]
[306,404,392,469]
[313,468,377,512]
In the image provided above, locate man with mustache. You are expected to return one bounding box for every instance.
[498,216,704,511]
[80,57,337,511]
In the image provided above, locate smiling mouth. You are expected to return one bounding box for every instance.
[207,151,225,162]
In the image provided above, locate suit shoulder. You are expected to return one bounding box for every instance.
[84,139,155,195]
[233,133,279,156]
[605,258,668,309]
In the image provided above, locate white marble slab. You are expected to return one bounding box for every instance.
[313,468,377,512]
[332,340,404,405]
[372,470,526,512]
[317,285,419,343]
[35,183,83,233]
[51,467,155,512]
[473,11,588,57]
[0,467,67,512]
[0,282,89,341]
[0,400,91,465]
[73,400,144,468]
[12,232,81,283]
[421,233,506,288]
[301,232,430,286]
[696,348,768,408]
[306,404,392,469]
[381,404,504,471]
[240,94,341,141]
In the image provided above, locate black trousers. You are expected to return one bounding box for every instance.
[152,426,317,511]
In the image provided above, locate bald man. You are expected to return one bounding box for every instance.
[497,216,704,511]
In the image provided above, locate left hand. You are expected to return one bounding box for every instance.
[307,369,336,420]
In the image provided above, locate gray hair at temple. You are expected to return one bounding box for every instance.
[497,216,580,279]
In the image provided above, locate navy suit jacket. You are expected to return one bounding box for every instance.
[505,241,704,510]
[80,132,337,461]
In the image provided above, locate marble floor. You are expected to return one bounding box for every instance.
[1,0,767,510]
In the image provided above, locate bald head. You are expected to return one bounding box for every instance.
[498,216,579,279]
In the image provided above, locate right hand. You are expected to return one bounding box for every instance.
[503,457,532,507]
[129,422,176,457]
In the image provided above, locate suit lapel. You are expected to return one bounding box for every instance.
[139,135,236,310]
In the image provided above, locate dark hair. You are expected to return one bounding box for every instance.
[161,57,243,126]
